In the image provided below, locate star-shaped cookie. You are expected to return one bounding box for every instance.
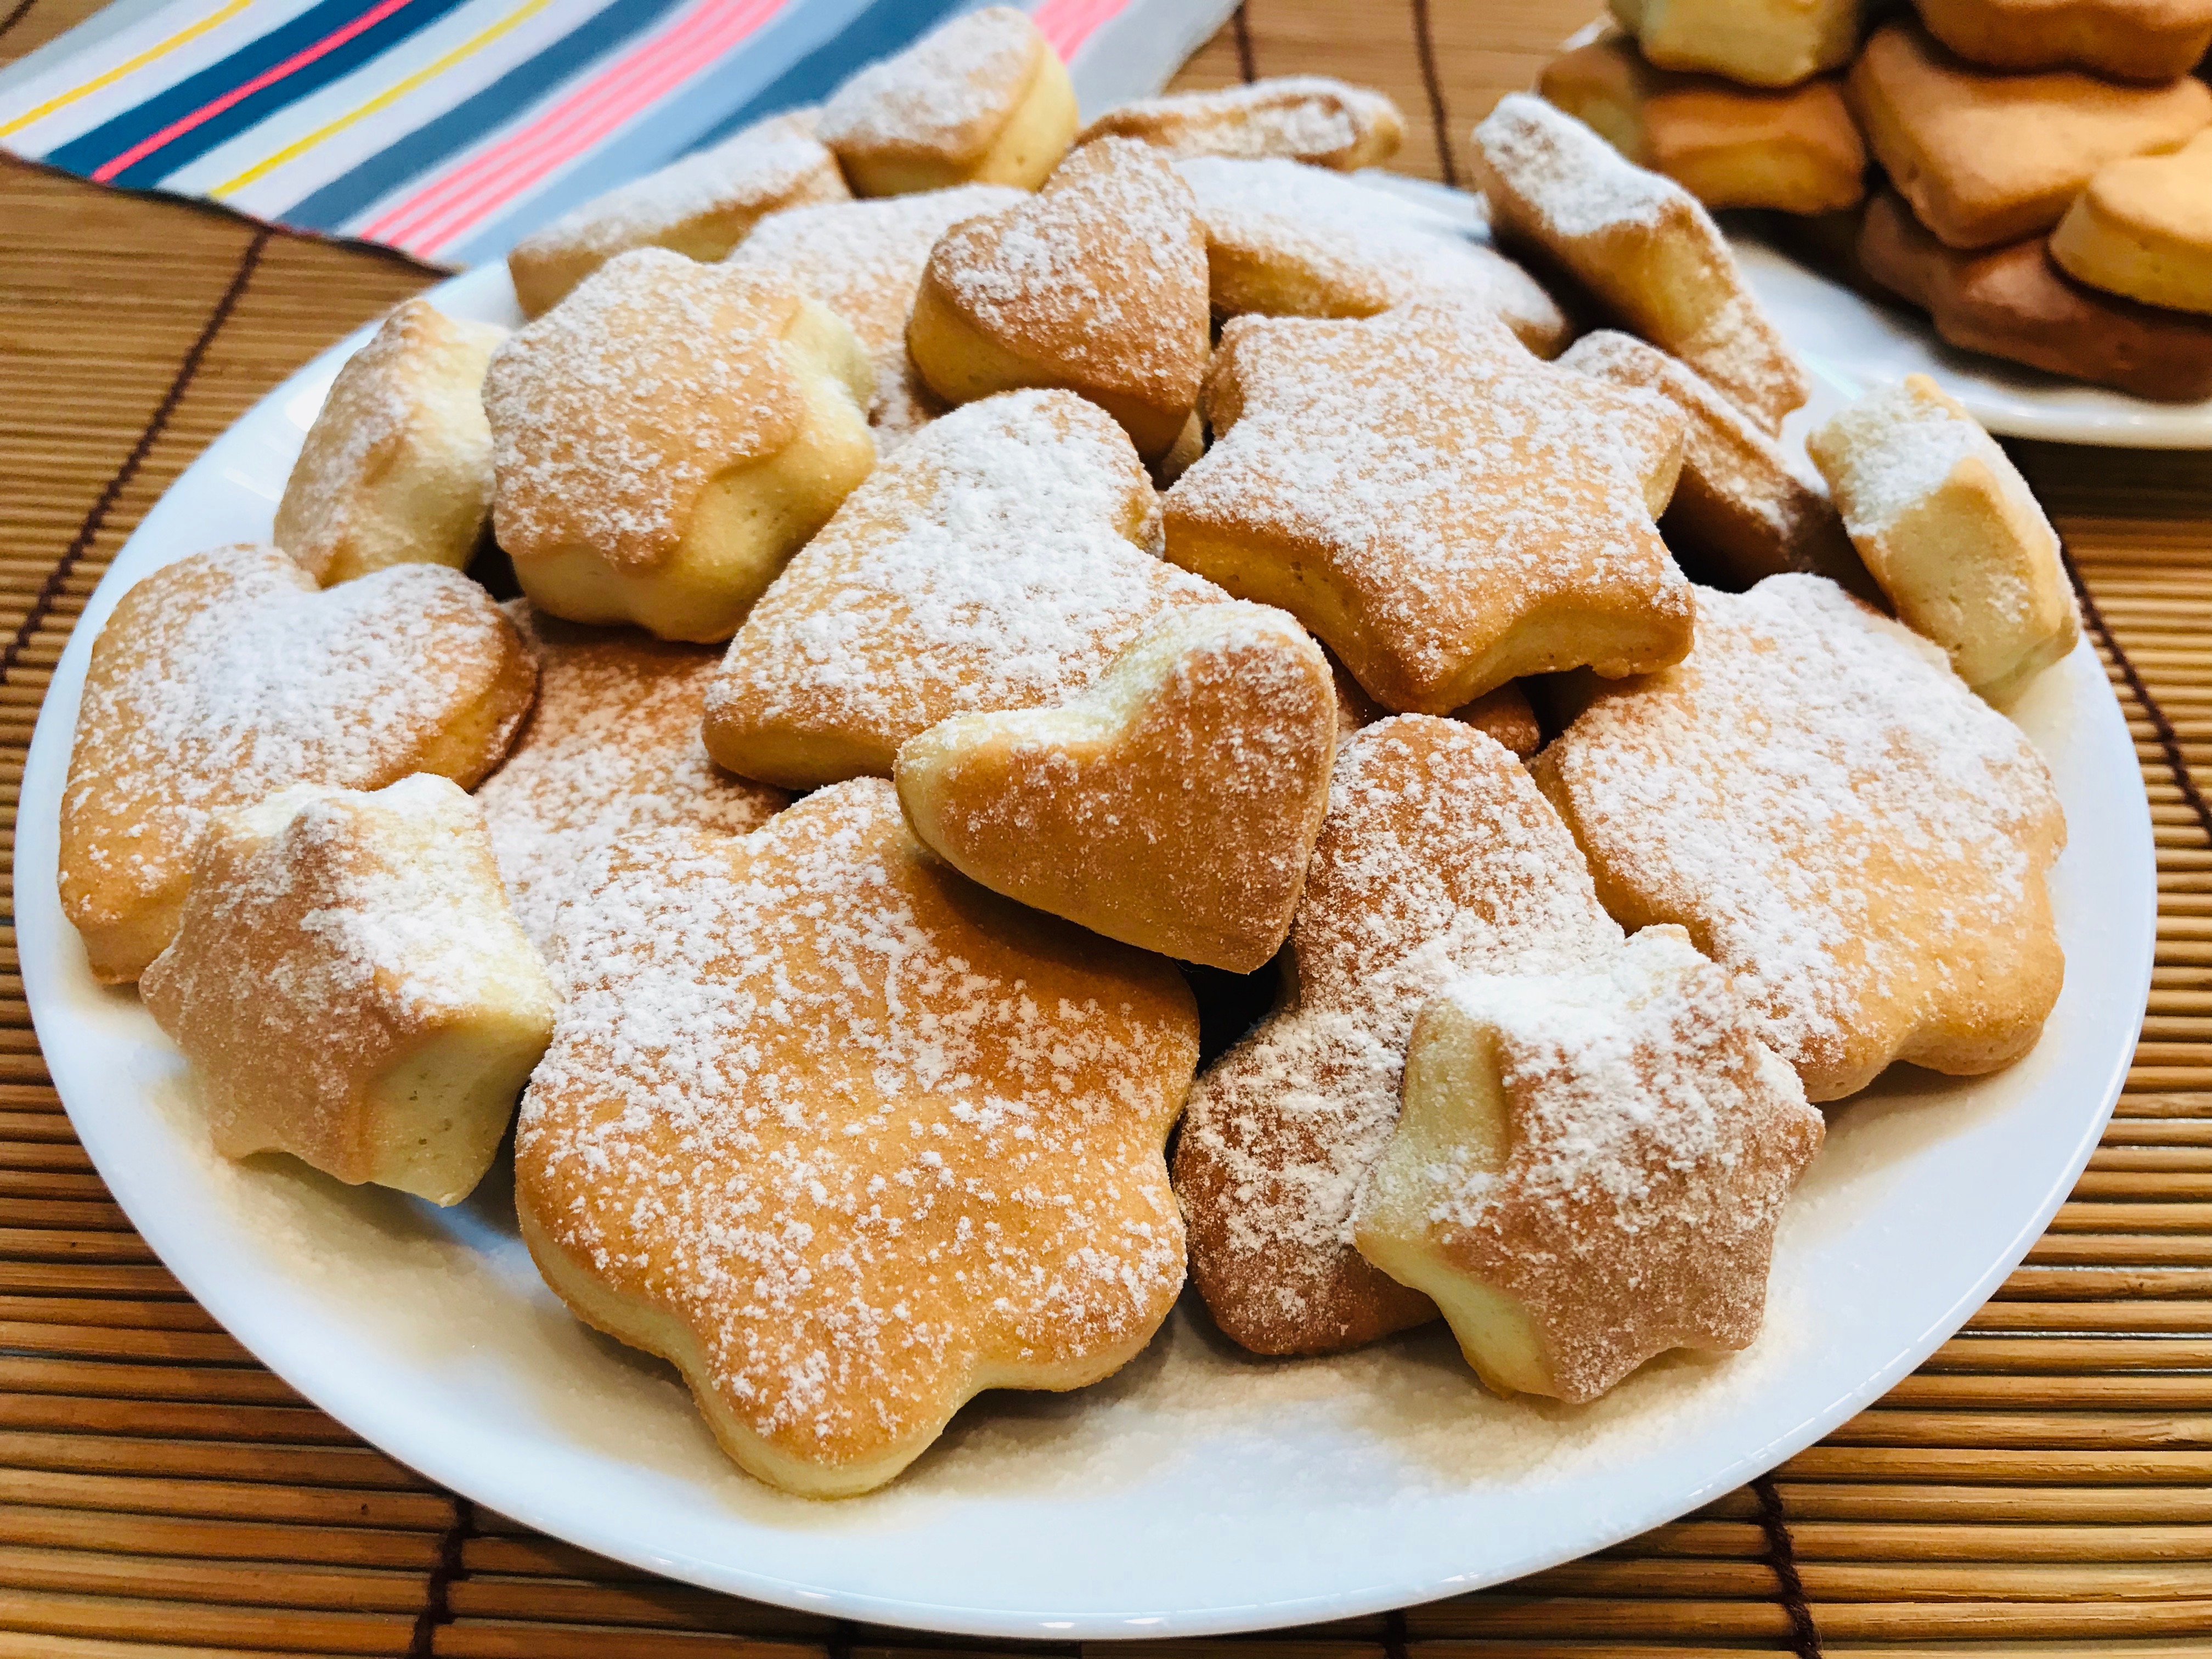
[1355,924,1824,1403]
[515,778,1198,1496]
[1163,302,1692,714]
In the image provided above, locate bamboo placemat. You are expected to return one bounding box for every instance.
[2,2,2209,1654]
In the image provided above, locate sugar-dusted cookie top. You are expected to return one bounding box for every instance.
[728,184,1026,443]
[60,544,535,984]
[1078,77,1405,169]
[514,778,1197,1496]
[275,300,506,587]
[1174,156,1569,352]
[816,6,1076,195]
[506,112,849,317]
[1472,92,1809,430]
[1175,715,1627,1356]
[142,776,554,1206]
[704,388,1224,789]
[483,247,875,642]
[1535,573,2067,1102]
[476,606,786,955]
[1164,302,1691,714]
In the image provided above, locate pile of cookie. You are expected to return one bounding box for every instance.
[59,7,2075,1499]
[1548,0,2212,399]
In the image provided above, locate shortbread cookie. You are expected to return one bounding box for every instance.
[1076,77,1404,169]
[1857,188,2212,400]
[706,390,1223,789]
[907,139,1210,459]
[274,301,506,586]
[1916,0,2212,82]
[1175,156,1571,353]
[143,777,554,1206]
[514,779,1197,1496]
[1176,716,1626,1355]
[1609,0,1861,86]
[1807,375,2078,701]
[1534,574,2067,1102]
[816,7,1077,196]
[1846,21,2212,249]
[1539,37,1866,214]
[727,185,1025,444]
[1163,303,1692,715]
[506,113,848,318]
[2051,130,2212,314]
[1559,329,1864,589]
[895,602,1336,973]
[1472,94,1809,430]
[61,545,534,984]
[476,607,787,955]
[1355,924,1822,1402]
[483,249,874,644]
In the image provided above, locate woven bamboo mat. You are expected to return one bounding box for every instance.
[2,1,2209,1654]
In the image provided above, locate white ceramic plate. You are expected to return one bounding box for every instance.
[19,258,2155,1641]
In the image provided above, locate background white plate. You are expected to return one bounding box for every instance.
[18,259,2156,1641]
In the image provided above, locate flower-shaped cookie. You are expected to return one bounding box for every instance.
[515,778,1198,1496]
[1356,925,1824,1402]
[1163,302,1691,714]
[143,777,554,1207]
[483,248,875,644]
[60,544,535,983]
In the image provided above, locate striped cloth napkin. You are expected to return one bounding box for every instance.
[0,0,1235,266]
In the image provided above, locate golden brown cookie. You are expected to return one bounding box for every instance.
[895,602,1336,973]
[1355,924,1823,1402]
[1915,0,2212,82]
[1175,716,1626,1356]
[1558,329,1865,590]
[907,139,1210,459]
[1327,656,1543,756]
[61,544,534,984]
[1540,36,1866,215]
[483,249,875,644]
[142,777,554,1207]
[476,606,787,955]
[2050,129,2212,314]
[506,113,848,318]
[1162,303,1692,715]
[815,6,1077,196]
[727,184,1026,445]
[274,301,506,586]
[706,390,1222,789]
[1856,188,2212,400]
[1845,20,2212,249]
[1534,573,2067,1102]
[1173,156,1571,353]
[1807,374,2078,701]
[514,778,1197,1496]
[1472,93,1809,431]
[1076,76,1404,169]
[1609,0,1863,86]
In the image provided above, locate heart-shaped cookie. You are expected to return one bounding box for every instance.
[895,601,1336,972]
[906,139,1210,459]
[61,544,536,983]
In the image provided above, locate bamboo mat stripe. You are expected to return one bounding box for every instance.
[2,1,2210,1652]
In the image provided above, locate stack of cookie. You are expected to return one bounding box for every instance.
[1548,0,2212,399]
[60,6,2078,1500]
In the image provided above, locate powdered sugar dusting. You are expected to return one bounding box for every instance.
[484,249,814,573]
[730,186,1025,445]
[1474,92,1671,237]
[476,607,786,956]
[816,6,1041,162]
[1535,574,2067,1099]
[1176,716,1624,1352]
[514,779,1193,1466]
[1081,77,1401,167]
[706,389,1223,779]
[1814,377,2052,542]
